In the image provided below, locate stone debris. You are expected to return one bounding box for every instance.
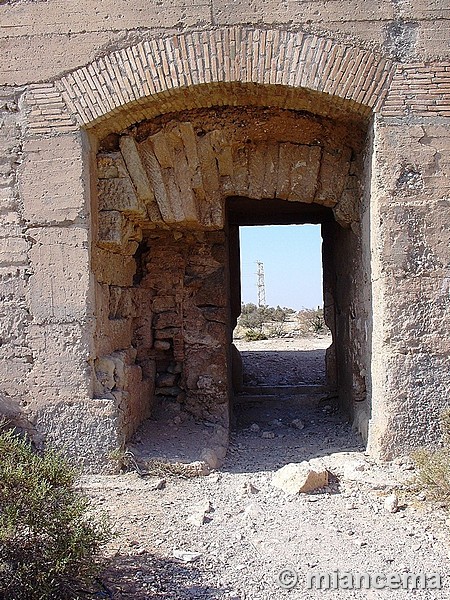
[242,481,260,495]
[243,502,264,523]
[172,549,202,563]
[194,499,213,514]
[201,448,221,470]
[272,461,329,494]
[187,499,213,526]
[148,478,166,491]
[291,418,305,430]
[393,456,416,471]
[384,493,399,513]
[186,512,208,526]
[261,431,276,439]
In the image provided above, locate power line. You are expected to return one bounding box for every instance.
[256,260,266,307]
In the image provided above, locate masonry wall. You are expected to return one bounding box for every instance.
[0,1,449,467]
[1,1,448,87]
[93,225,231,443]
[368,115,450,456]
[89,104,364,457]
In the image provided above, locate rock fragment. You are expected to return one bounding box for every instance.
[272,461,329,494]
[384,493,399,513]
[173,549,202,563]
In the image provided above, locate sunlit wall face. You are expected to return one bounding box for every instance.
[239,225,323,310]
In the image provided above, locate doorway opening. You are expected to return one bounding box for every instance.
[92,102,372,470]
[227,195,368,447]
[228,196,336,395]
[233,224,329,390]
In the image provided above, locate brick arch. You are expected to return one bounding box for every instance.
[52,26,394,134]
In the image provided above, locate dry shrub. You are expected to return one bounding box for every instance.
[297,308,329,335]
[412,410,450,504]
[237,303,293,340]
[0,424,111,600]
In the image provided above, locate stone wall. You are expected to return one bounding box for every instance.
[1,1,448,87]
[0,3,449,468]
[0,88,31,403]
[91,105,366,451]
[93,224,231,440]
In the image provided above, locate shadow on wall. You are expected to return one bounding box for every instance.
[0,394,40,444]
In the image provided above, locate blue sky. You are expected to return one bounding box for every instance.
[239,225,323,310]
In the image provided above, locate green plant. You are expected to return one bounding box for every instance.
[237,303,293,340]
[244,329,268,341]
[311,313,325,333]
[297,307,329,335]
[412,410,450,504]
[0,425,111,600]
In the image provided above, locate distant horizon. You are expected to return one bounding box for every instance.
[239,224,323,311]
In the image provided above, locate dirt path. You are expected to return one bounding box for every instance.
[234,335,331,386]
[82,336,450,599]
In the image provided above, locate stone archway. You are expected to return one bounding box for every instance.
[20,27,409,469]
[92,102,371,464]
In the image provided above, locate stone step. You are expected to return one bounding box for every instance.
[234,384,331,404]
[243,384,329,395]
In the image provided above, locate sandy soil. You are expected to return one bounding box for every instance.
[81,335,450,599]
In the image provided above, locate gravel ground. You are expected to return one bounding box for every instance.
[81,336,450,599]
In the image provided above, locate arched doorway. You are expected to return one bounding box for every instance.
[91,102,372,466]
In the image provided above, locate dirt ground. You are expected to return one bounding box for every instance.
[234,334,331,386]
[81,335,450,599]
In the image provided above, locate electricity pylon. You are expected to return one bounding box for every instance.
[256,261,266,307]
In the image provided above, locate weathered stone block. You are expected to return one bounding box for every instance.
[109,286,138,319]
[97,210,128,249]
[152,295,176,313]
[0,236,30,266]
[27,226,91,324]
[98,176,146,218]
[93,247,136,287]
[272,462,329,494]
[316,148,352,206]
[28,322,91,402]
[20,133,87,224]
[31,399,121,472]
[94,356,116,397]
[95,317,133,357]
[97,152,129,179]
[0,355,32,399]
[153,310,182,329]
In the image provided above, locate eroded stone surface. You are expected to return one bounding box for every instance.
[0,8,449,470]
